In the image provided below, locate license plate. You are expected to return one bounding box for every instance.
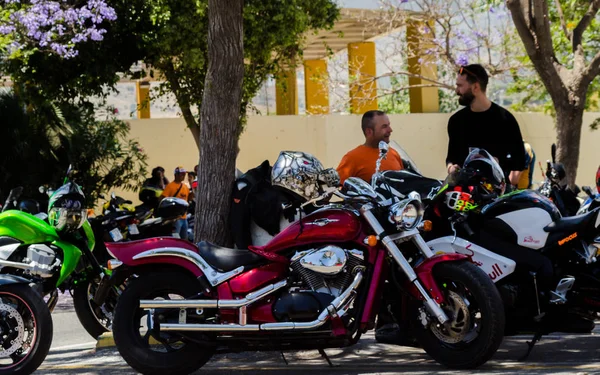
[109,228,124,242]
[128,224,139,235]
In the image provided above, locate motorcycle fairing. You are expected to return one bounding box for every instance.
[427,236,516,282]
[496,207,553,250]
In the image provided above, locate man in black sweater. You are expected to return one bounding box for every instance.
[446,64,526,189]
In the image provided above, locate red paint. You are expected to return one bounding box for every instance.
[217,283,236,322]
[229,263,287,294]
[412,253,468,304]
[360,249,387,328]
[249,301,276,323]
[260,209,361,254]
[331,316,347,336]
[105,237,204,277]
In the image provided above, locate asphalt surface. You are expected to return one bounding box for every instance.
[36,293,600,374]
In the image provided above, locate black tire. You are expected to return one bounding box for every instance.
[112,271,214,375]
[72,279,112,339]
[0,284,53,375]
[409,261,505,369]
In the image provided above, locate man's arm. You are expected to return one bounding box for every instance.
[505,111,526,186]
[445,116,461,174]
[336,153,355,185]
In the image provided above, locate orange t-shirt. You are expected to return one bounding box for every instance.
[161,181,190,218]
[336,145,404,184]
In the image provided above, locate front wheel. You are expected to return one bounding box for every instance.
[410,261,505,369]
[73,278,121,339]
[0,284,53,375]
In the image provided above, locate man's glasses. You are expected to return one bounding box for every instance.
[459,66,479,82]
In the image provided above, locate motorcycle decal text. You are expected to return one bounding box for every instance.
[558,232,578,246]
[464,244,483,266]
[488,263,503,280]
[523,236,541,244]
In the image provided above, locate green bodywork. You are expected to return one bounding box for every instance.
[0,210,95,287]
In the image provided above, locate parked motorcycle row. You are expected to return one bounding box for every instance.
[2,143,600,375]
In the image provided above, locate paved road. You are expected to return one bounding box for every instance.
[38,294,600,375]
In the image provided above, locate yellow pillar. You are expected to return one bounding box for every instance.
[136,81,151,119]
[348,42,377,114]
[304,60,330,115]
[275,69,298,115]
[406,19,439,113]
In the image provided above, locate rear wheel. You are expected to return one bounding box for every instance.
[0,284,53,375]
[73,278,122,339]
[410,261,505,369]
[112,271,214,375]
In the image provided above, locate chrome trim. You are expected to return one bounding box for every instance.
[312,204,360,216]
[132,247,244,286]
[139,280,288,309]
[158,271,364,333]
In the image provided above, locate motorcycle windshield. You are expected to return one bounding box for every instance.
[389,140,422,175]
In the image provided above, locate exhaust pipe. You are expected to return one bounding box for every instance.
[140,279,288,310]
[159,270,364,332]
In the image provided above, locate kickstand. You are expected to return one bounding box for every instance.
[318,348,335,368]
[518,331,543,362]
[280,351,289,365]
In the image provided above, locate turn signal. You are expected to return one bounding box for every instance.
[420,220,433,232]
[366,235,378,247]
[107,259,123,270]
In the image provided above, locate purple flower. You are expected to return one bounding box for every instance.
[456,54,469,66]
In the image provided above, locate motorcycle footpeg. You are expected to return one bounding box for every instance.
[549,277,575,304]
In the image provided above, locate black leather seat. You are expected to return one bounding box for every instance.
[544,209,598,233]
[197,241,265,272]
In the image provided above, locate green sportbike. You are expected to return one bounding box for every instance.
[0,171,119,344]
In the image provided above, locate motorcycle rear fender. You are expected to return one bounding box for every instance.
[427,236,516,282]
[105,238,205,279]
[0,274,31,286]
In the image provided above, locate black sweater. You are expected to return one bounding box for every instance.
[445,102,526,174]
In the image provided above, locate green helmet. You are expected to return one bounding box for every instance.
[48,182,87,232]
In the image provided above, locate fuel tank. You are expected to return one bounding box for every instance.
[0,210,58,245]
[478,190,561,250]
[260,207,362,254]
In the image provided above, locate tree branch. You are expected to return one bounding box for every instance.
[572,0,600,51]
[161,60,200,149]
[583,49,600,84]
[553,0,571,42]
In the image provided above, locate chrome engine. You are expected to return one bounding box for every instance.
[0,244,60,278]
[290,246,364,297]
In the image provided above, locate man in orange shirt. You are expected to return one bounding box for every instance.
[160,166,190,239]
[336,110,404,185]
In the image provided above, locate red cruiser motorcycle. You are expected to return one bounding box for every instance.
[106,144,505,374]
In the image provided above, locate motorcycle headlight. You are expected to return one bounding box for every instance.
[388,198,423,230]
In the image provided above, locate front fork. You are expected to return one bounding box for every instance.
[361,209,450,325]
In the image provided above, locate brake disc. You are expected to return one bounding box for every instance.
[429,290,472,344]
[0,303,26,358]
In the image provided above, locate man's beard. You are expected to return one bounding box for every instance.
[458,91,475,106]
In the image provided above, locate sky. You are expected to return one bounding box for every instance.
[336,0,381,9]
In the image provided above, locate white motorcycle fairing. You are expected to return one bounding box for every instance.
[427,236,516,282]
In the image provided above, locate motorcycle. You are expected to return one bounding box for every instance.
[0,167,118,340]
[385,147,600,359]
[106,145,505,374]
[0,275,53,375]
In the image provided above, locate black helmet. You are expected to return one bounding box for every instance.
[463,148,506,196]
[18,199,40,215]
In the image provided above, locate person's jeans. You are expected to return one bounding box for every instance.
[173,218,188,240]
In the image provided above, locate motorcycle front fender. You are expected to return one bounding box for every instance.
[410,253,468,303]
[0,273,31,286]
[427,236,516,282]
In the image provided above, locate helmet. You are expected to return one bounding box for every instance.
[463,148,506,196]
[271,151,327,201]
[48,182,87,232]
[18,199,40,215]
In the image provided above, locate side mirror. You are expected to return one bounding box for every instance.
[582,186,594,198]
[378,141,389,157]
[111,192,116,199]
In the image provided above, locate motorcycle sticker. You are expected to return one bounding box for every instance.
[558,232,577,246]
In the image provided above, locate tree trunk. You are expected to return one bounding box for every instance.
[195,0,244,245]
[555,104,585,188]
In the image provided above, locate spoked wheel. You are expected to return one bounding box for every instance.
[73,278,124,339]
[112,271,215,375]
[410,261,505,369]
[0,284,53,375]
